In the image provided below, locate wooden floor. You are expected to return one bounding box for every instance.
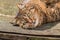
[0,20,60,35]
[0,20,60,39]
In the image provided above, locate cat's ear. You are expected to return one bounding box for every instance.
[17,3,21,9]
[17,3,25,9]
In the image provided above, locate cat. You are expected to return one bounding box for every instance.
[12,0,60,28]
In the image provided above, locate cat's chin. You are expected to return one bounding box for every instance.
[19,23,36,29]
[22,25,36,29]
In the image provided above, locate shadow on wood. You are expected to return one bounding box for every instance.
[26,21,60,30]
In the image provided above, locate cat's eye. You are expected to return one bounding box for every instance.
[30,6,34,9]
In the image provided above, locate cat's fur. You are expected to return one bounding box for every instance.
[12,0,60,28]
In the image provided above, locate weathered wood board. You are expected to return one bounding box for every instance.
[0,20,60,39]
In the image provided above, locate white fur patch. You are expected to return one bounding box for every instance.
[19,0,30,9]
[34,14,39,27]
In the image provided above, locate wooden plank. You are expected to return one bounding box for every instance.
[0,21,60,36]
[0,32,60,39]
[0,32,28,40]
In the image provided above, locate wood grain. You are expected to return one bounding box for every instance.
[0,21,60,39]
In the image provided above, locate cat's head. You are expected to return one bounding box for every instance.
[17,4,40,28]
